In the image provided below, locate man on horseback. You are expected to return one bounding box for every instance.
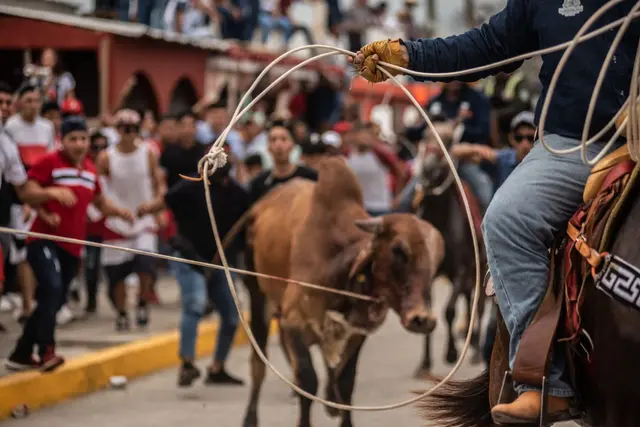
[351,0,635,423]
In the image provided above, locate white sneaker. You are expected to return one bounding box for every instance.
[57,305,75,325]
[6,293,22,311]
[0,296,11,312]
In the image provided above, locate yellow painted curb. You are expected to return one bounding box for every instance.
[0,315,278,420]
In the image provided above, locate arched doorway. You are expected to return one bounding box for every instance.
[168,77,198,115]
[120,71,159,118]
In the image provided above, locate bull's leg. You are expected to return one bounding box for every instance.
[337,337,366,427]
[242,272,270,427]
[415,286,433,379]
[414,333,433,379]
[289,330,318,427]
[279,327,298,399]
[445,271,464,364]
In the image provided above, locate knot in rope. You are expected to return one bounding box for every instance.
[198,147,228,177]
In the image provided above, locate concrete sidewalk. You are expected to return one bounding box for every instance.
[0,273,276,420]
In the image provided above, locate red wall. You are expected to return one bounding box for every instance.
[109,36,208,113]
[0,17,100,49]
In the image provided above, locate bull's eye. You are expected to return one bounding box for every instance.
[392,244,409,263]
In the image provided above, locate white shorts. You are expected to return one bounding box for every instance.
[8,204,36,265]
[101,232,158,267]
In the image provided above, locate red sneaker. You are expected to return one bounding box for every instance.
[5,353,39,372]
[40,347,65,372]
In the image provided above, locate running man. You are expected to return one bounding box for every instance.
[5,116,134,372]
[96,109,166,331]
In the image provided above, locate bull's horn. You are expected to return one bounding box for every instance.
[354,217,384,234]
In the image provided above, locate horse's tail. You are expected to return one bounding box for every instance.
[416,369,493,427]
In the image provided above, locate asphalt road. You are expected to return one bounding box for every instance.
[4,280,577,427]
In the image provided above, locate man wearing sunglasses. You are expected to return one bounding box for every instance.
[95,109,166,331]
[449,111,536,193]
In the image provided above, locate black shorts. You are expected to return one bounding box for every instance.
[104,255,156,287]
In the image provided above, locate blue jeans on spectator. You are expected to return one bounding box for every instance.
[173,255,240,362]
[458,162,494,212]
[482,134,624,397]
[150,0,169,28]
[14,240,78,357]
[218,7,246,40]
[395,175,419,213]
[259,11,294,44]
[119,0,154,24]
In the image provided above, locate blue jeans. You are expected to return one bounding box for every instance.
[259,11,294,43]
[119,0,154,24]
[458,162,494,212]
[395,175,419,213]
[173,256,240,362]
[482,134,624,397]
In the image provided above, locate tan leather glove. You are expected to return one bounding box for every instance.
[616,103,640,130]
[356,39,409,83]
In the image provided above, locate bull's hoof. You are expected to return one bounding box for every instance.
[324,404,340,418]
[324,385,340,418]
[413,367,436,381]
[445,347,458,364]
[243,411,257,427]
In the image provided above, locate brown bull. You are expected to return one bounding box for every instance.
[240,156,444,427]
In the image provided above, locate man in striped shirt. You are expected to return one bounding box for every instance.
[5,116,134,372]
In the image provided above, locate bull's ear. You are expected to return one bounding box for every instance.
[419,221,445,278]
[354,217,385,235]
[348,241,373,281]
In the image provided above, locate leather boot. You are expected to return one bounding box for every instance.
[491,390,577,424]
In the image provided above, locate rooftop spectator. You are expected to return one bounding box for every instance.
[40,48,76,107]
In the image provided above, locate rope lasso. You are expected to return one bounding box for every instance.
[0,227,377,302]
[197,0,640,412]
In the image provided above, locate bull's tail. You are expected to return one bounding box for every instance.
[416,369,493,427]
[212,209,254,265]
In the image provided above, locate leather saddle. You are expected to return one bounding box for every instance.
[488,143,637,410]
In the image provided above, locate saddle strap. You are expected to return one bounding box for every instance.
[512,247,563,387]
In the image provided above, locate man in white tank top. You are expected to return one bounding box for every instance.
[4,85,55,322]
[95,109,166,331]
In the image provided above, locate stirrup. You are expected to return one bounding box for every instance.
[497,370,513,406]
[496,372,552,427]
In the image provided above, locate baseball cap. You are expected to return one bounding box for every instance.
[61,98,84,116]
[321,130,341,149]
[510,111,536,131]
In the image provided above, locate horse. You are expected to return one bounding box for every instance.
[410,121,489,378]
[417,143,640,427]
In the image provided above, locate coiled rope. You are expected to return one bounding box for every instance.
[0,0,637,413]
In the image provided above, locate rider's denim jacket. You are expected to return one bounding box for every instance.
[401,0,639,141]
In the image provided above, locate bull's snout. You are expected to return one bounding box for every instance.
[402,311,437,334]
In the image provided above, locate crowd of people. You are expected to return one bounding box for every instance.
[0,43,539,388]
[91,0,428,49]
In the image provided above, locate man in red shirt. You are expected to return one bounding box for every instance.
[5,116,134,372]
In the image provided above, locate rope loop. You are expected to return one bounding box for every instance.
[198,146,228,177]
